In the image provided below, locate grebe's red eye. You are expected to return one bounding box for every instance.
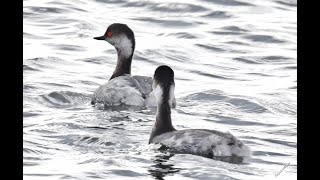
[107,32,113,37]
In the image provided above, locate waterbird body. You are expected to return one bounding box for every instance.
[91,23,176,108]
[149,65,251,164]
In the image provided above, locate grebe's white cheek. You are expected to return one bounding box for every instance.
[168,84,175,106]
[106,37,115,46]
[153,84,163,102]
[152,81,156,90]
[118,34,133,58]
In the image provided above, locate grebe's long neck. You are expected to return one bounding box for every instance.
[149,85,175,143]
[155,100,174,131]
[109,34,135,80]
[110,53,133,80]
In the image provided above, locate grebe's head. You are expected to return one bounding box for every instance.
[94,23,135,58]
[153,65,175,105]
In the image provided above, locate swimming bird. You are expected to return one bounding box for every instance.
[149,65,251,164]
[91,23,176,108]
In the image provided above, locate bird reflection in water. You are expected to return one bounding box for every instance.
[148,145,183,180]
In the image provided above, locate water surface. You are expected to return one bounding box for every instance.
[23,0,297,179]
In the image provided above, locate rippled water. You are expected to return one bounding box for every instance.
[23,0,297,179]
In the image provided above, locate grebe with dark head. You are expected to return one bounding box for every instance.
[91,23,176,108]
[149,65,251,164]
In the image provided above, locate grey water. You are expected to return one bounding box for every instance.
[23,0,297,179]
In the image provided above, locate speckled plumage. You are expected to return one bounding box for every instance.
[150,129,251,163]
[92,74,151,106]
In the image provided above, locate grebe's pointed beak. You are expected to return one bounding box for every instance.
[93,35,106,40]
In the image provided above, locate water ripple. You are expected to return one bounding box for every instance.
[39,91,91,108]
[202,11,233,19]
[190,70,233,80]
[184,90,268,114]
[25,6,70,14]
[233,57,261,64]
[202,0,254,6]
[275,0,297,7]
[196,44,226,52]
[211,26,248,35]
[132,17,194,27]
[148,3,209,13]
[243,35,286,43]
[167,32,198,39]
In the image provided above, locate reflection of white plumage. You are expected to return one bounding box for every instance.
[149,65,251,164]
[91,23,176,108]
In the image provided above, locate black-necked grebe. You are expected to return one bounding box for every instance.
[149,65,251,164]
[91,23,176,108]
